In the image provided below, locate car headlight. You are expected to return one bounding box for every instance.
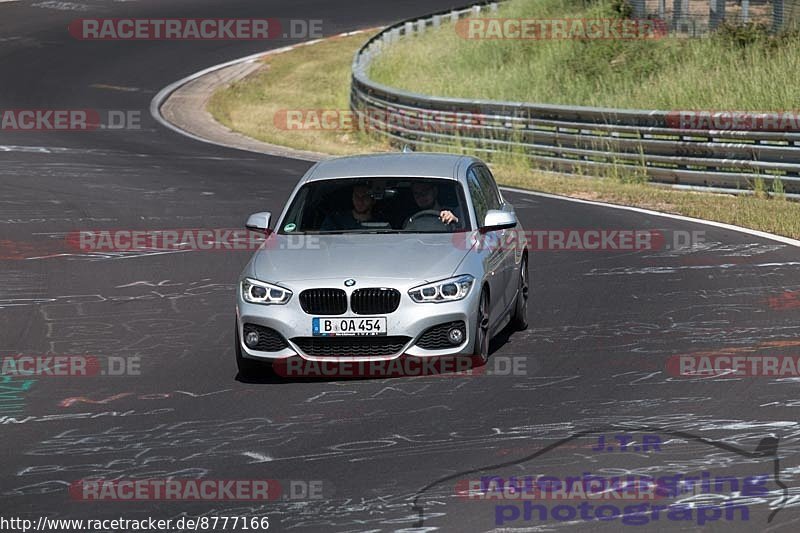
[409,275,474,303]
[241,278,292,305]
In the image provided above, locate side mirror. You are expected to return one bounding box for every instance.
[481,209,517,232]
[246,212,272,233]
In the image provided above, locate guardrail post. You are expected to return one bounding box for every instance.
[742,0,750,23]
[404,21,415,36]
[773,0,784,32]
[658,0,666,21]
[672,0,686,31]
[709,0,726,30]
[631,0,645,18]
[417,20,426,34]
[450,10,459,23]
[432,15,442,28]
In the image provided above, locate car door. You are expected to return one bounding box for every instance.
[466,166,507,321]
[475,165,518,311]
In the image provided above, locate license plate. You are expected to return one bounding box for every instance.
[313,317,387,336]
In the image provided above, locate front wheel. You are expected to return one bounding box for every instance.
[511,255,529,331]
[472,288,490,366]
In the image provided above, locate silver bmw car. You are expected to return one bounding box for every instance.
[235,153,528,377]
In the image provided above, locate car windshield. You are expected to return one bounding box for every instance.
[278,178,470,234]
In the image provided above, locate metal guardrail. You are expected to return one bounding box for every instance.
[350,2,800,193]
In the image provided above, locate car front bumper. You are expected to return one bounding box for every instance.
[236,279,481,363]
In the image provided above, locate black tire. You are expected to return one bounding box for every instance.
[472,288,490,366]
[235,326,271,378]
[511,255,529,331]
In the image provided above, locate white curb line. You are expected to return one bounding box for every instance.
[502,187,800,248]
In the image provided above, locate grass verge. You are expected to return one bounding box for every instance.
[208,33,392,155]
[208,27,800,239]
[369,0,800,110]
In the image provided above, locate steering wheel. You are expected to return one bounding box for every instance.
[407,209,445,225]
[404,209,456,231]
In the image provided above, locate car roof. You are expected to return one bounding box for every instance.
[302,153,481,183]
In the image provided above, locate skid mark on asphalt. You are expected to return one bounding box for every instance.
[0,407,174,425]
[0,279,232,309]
[89,83,142,92]
[642,241,787,259]
[31,1,90,10]
[12,414,798,530]
[586,261,800,276]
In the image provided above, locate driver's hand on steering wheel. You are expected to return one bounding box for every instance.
[440,210,458,224]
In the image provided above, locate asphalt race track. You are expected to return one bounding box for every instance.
[2,1,800,532]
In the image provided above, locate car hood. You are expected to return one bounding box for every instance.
[251,233,471,283]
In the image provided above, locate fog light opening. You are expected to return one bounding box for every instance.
[448,327,464,345]
[245,331,260,348]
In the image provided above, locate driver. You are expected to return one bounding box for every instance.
[409,182,460,225]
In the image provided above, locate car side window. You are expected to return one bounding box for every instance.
[467,167,488,227]
[475,166,502,210]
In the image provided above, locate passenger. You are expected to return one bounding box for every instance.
[321,184,375,231]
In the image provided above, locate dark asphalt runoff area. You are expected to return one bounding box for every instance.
[1,1,799,532]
